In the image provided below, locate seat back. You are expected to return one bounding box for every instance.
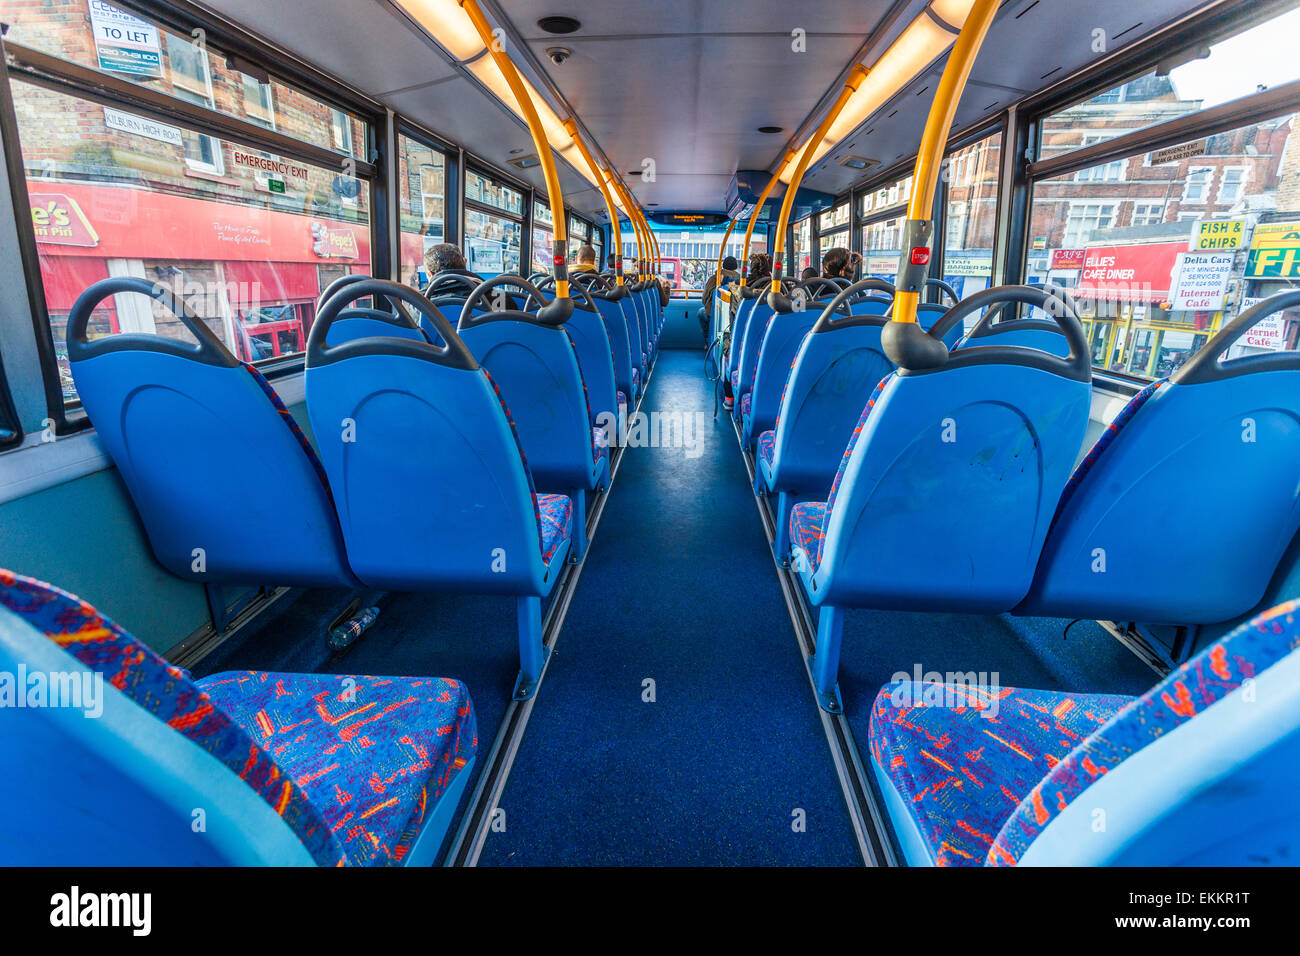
[733,300,776,404]
[996,599,1300,866]
[66,277,358,588]
[326,307,428,346]
[745,308,819,447]
[814,286,1093,612]
[1021,291,1300,624]
[957,313,1071,358]
[727,295,759,380]
[455,275,597,492]
[768,291,895,494]
[595,294,635,400]
[561,289,620,424]
[0,569,333,866]
[621,296,646,373]
[305,280,554,594]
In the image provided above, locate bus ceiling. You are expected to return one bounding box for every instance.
[177,0,1223,213]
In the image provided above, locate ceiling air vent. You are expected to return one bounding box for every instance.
[508,154,542,170]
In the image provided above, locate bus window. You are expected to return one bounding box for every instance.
[10,78,372,405]
[531,199,554,275]
[1026,108,1299,379]
[942,131,1001,312]
[463,170,522,277]
[398,134,448,290]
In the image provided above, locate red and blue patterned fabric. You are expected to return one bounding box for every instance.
[757,429,776,469]
[730,369,740,389]
[870,680,1128,866]
[990,598,1300,865]
[1050,379,1165,531]
[537,493,574,565]
[869,599,1300,866]
[740,392,752,417]
[564,332,603,468]
[0,569,345,866]
[632,367,640,391]
[195,670,476,867]
[786,374,893,570]
[242,363,334,506]
[789,501,826,567]
[617,390,628,408]
[592,426,610,468]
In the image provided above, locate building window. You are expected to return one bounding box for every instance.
[1218,167,1248,204]
[1131,202,1165,226]
[330,109,353,153]
[1183,167,1213,204]
[1063,203,1116,246]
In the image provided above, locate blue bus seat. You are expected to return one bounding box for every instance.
[66,277,359,589]
[563,289,622,428]
[621,295,647,379]
[318,273,431,346]
[788,286,1093,712]
[955,309,1072,358]
[456,277,609,563]
[1019,291,1300,625]
[725,292,759,389]
[594,291,637,406]
[739,307,818,449]
[755,281,896,558]
[0,569,476,866]
[731,299,776,419]
[869,598,1300,866]
[304,279,575,700]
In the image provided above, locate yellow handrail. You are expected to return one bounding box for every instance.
[565,119,625,287]
[459,0,569,301]
[739,150,794,288]
[891,0,999,325]
[612,178,645,281]
[769,66,868,297]
[714,216,740,292]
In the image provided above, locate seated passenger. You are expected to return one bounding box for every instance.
[572,244,599,273]
[424,242,478,283]
[800,266,818,281]
[821,246,861,280]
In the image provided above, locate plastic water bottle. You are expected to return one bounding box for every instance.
[328,606,380,651]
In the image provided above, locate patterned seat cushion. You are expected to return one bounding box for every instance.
[0,570,345,865]
[871,600,1300,866]
[739,392,752,416]
[869,682,1131,866]
[757,429,776,468]
[730,369,740,389]
[593,426,610,467]
[617,390,628,408]
[196,670,476,867]
[789,501,827,568]
[632,368,640,389]
[538,493,573,564]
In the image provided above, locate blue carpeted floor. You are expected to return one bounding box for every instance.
[478,349,863,866]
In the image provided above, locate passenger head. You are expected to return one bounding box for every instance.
[748,252,772,280]
[722,255,738,272]
[607,254,619,269]
[821,246,850,278]
[576,244,597,266]
[425,242,466,273]
[801,266,818,281]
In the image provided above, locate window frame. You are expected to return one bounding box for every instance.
[0,14,383,434]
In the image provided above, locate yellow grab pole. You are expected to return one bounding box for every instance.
[565,119,625,288]
[613,178,646,282]
[739,150,794,288]
[714,216,740,293]
[460,0,569,303]
[769,66,868,303]
[891,0,999,326]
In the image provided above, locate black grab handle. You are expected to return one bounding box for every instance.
[890,284,1091,381]
[67,276,239,367]
[811,277,897,333]
[308,278,476,370]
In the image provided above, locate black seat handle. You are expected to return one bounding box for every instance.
[538,274,598,313]
[425,272,483,298]
[769,276,841,315]
[67,276,239,367]
[811,277,897,332]
[319,273,409,319]
[461,274,569,329]
[1173,289,1300,385]
[889,284,1091,381]
[308,278,476,370]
